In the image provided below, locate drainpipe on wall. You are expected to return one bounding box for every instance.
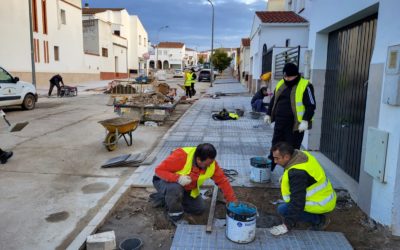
[28,0,36,86]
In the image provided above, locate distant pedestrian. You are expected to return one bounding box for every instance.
[48,74,64,97]
[184,69,194,98]
[251,87,270,113]
[265,63,316,170]
[190,68,197,96]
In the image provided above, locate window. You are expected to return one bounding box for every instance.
[42,0,48,34]
[114,30,120,36]
[102,48,108,57]
[144,38,146,47]
[164,50,167,55]
[60,9,66,24]
[32,0,38,32]
[139,35,142,45]
[54,46,59,61]
[0,67,13,83]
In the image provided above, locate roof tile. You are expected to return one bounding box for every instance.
[255,11,308,23]
[82,8,124,15]
[158,42,185,48]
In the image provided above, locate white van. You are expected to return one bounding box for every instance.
[0,67,37,110]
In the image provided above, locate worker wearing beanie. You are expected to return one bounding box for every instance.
[265,63,316,170]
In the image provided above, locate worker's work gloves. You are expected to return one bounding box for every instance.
[0,110,5,117]
[269,224,288,236]
[264,115,271,124]
[298,120,308,132]
[177,175,192,186]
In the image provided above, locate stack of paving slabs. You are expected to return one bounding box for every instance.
[101,152,155,168]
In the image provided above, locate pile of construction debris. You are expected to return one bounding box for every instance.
[126,92,173,106]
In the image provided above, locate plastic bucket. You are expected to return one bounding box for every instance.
[250,157,271,183]
[235,109,244,117]
[226,202,257,243]
[119,238,143,250]
[249,111,261,119]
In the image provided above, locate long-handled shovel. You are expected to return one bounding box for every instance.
[1,110,29,132]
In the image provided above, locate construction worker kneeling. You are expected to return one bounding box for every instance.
[268,142,336,236]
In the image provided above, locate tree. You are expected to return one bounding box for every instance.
[211,49,232,72]
[198,57,205,64]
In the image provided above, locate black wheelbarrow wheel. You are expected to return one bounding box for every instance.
[105,132,118,151]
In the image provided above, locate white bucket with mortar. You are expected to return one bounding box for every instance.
[226,202,257,243]
[250,157,271,183]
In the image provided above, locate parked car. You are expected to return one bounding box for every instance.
[0,66,38,110]
[173,69,184,78]
[198,69,217,82]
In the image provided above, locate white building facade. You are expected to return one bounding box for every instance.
[149,42,185,70]
[239,38,251,85]
[82,8,149,79]
[296,0,400,235]
[184,48,198,67]
[0,0,98,87]
[249,11,309,93]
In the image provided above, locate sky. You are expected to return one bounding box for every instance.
[83,0,267,51]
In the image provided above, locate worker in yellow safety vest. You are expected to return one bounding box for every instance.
[184,69,195,98]
[151,143,237,225]
[268,142,336,236]
[264,63,316,171]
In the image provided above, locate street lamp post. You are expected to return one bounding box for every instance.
[207,0,214,87]
[156,25,169,70]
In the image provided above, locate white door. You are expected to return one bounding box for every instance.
[0,68,22,107]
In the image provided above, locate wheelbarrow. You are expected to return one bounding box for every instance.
[98,117,140,151]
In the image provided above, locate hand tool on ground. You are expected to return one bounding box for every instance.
[206,185,219,233]
[1,110,29,132]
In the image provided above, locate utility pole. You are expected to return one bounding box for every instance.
[207,0,214,87]
[28,0,36,86]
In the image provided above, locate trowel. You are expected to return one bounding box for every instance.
[1,110,29,132]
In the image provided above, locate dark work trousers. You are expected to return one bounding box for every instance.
[269,119,304,170]
[185,86,192,98]
[48,81,61,96]
[153,176,206,219]
[190,83,196,96]
[251,99,268,113]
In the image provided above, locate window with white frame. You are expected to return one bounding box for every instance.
[139,35,142,45]
[60,9,66,24]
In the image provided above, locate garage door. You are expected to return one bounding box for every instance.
[320,14,377,181]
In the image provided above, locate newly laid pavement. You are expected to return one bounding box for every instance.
[130,77,353,249]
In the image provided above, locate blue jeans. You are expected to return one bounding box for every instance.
[251,99,267,113]
[277,203,322,225]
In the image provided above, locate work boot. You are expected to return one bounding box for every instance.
[167,211,187,227]
[310,215,330,231]
[149,192,165,208]
[0,151,13,164]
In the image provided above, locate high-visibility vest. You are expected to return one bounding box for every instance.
[184,72,194,86]
[175,147,216,198]
[281,151,336,214]
[274,78,309,122]
[228,113,239,120]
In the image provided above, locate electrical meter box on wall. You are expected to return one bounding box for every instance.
[382,44,400,105]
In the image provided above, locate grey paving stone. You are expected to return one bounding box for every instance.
[171,225,353,250]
